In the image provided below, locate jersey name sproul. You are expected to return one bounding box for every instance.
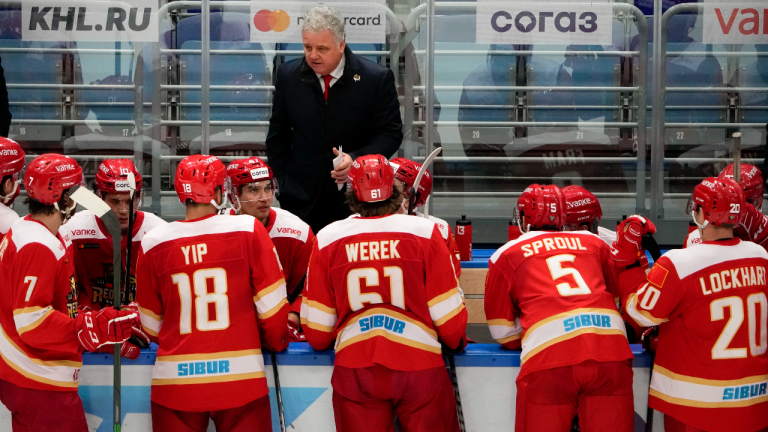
[66,210,166,309]
[485,230,632,379]
[0,216,82,391]
[136,214,288,412]
[302,214,467,371]
[622,238,768,431]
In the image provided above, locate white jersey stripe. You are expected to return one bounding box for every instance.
[429,291,464,324]
[0,326,80,387]
[13,307,53,332]
[301,302,338,330]
[651,366,768,407]
[153,353,265,384]
[335,308,441,352]
[663,240,768,279]
[521,309,626,363]
[254,282,287,316]
[489,317,523,341]
[317,214,435,250]
[141,214,257,253]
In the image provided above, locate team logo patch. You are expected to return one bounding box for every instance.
[647,264,669,288]
[78,243,100,249]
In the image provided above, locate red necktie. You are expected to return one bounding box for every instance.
[323,75,333,101]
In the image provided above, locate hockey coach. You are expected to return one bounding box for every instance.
[266,5,403,234]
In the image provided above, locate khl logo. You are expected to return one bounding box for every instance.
[28,6,151,32]
[253,10,290,33]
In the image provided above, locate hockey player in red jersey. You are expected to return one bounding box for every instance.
[0,138,24,240]
[303,155,467,432]
[615,177,768,432]
[67,159,166,309]
[227,157,314,341]
[562,185,615,244]
[0,154,141,432]
[485,184,634,432]
[136,154,288,432]
[390,157,461,278]
[683,162,763,248]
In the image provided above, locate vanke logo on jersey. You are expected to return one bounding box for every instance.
[277,227,301,236]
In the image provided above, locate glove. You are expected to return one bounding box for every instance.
[642,326,659,353]
[736,203,768,246]
[76,308,140,353]
[122,303,151,348]
[96,341,141,360]
[286,319,306,342]
[611,215,656,267]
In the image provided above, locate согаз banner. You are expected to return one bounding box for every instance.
[476,1,612,45]
[22,0,158,42]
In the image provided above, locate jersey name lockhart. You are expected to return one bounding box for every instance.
[698,265,766,295]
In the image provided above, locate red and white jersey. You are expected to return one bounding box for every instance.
[136,214,288,412]
[302,214,467,371]
[0,204,19,241]
[485,231,632,379]
[264,208,314,314]
[65,210,166,310]
[418,212,461,278]
[0,216,81,392]
[682,229,702,249]
[620,238,768,432]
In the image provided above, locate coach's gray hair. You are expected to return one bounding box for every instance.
[302,5,346,43]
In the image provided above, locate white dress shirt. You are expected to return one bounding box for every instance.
[316,54,346,92]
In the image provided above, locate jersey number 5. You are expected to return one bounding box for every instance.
[173,268,230,334]
[546,254,591,296]
[347,267,404,312]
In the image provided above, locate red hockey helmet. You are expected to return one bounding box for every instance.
[515,184,566,231]
[24,154,84,206]
[226,157,278,212]
[95,159,142,195]
[689,177,745,227]
[389,157,432,209]
[0,138,25,205]
[562,185,602,232]
[348,155,394,202]
[175,155,228,208]
[718,163,763,211]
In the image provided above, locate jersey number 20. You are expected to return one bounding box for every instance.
[172,268,230,334]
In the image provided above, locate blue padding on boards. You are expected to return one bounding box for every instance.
[80,386,151,432]
[86,343,650,368]
[452,344,650,367]
[461,249,669,268]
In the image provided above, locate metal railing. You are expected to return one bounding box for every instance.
[1,0,766,234]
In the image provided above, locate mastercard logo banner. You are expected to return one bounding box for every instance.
[249,1,387,44]
[253,9,290,33]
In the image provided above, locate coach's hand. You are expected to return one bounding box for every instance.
[331,148,353,185]
[611,215,656,267]
[76,308,141,353]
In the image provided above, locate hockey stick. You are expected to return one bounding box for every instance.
[444,353,467,432]
[408,148,466,431]
[271,350,287,432]
[287,273,307,305]
[640,233,661,432]
[408,147,442,216]
[733,132,742,184]
[68,185,124,432]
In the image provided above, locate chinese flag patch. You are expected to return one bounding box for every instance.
[647,264,669,289]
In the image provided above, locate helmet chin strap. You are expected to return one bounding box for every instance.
[691,210,708,236]
[54,200,78,224]
[0,181,18,205]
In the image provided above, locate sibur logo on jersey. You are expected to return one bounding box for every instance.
[359,315,406,334]
[723,382,768,401]
[178,360,231,376]
[563,313,612,333]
